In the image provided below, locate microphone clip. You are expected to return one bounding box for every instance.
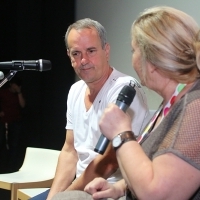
[0,70,17,88]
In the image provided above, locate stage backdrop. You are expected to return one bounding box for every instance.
[0,0,75,171]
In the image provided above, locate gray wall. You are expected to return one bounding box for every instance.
[75,0,200,109]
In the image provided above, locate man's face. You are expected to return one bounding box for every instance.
[67,27,110,84]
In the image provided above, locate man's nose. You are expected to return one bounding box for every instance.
[80,52,89,65]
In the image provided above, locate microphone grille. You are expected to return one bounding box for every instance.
[39,59,52,71]
[117,85,136,106]
[0,71,4,80]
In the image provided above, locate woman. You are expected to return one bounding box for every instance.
[52,6,200,200]
[84,6,200,200]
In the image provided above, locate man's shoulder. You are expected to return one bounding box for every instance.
[67,80,86,100]
[112,68,130,77]
[0,88,11,96]
[70,79,85,90]
[110,68,140,87]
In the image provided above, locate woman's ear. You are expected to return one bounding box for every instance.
[148,62,157,74]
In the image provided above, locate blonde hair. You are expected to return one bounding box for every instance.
[131,6,200,83]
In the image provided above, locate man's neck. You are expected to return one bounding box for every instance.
[87,66,113,96]
[84,66,113,110]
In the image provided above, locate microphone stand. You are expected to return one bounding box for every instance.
[0,70,17,88]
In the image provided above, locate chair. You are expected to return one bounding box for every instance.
[147,110,156,121]
[17,188,49,200]
[0,147,60,200]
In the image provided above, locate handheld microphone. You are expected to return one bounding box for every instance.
[94,80,136,154]
[0,59,51,71]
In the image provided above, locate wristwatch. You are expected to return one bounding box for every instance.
[112,131,136,150]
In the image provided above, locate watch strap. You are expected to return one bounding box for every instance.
[113,131,136,150]
[120,131,136,142]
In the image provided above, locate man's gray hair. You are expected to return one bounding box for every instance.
[65,18,107,49]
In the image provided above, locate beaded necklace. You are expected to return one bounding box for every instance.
[137,83,186,144]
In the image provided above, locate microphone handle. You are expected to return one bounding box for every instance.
[115,100,129,112]
[94,101,128,154]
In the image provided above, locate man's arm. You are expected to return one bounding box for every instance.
[47,129,78,200]
[66,142,118,191]
[13,83,26,108]
[17,92,26,108]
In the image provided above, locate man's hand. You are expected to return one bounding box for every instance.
[11,83,22,93]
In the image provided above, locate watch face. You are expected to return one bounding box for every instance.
[112,135,122,148]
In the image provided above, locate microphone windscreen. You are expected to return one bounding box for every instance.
[40,59,52,71]
[0,71,4,80]
[117,85,136,106]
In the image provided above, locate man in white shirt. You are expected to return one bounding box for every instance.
[31,18,148,200]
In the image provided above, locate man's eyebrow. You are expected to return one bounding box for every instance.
[69,48,80,52]
[87,47,97,50]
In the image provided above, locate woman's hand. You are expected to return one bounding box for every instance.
[99,103,132,140]
[84,177,125,199]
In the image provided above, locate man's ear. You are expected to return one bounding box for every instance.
[67,49,70,57]
[104,43,110,61]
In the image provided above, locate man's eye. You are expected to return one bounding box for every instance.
[87,49,97,55]
[89,49,95,53]
[72,52,80,57]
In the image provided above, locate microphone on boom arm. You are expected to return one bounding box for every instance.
[0,59,52,71]
[94,80,136,155]
[0,59,52,88]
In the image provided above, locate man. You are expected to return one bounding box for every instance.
[0,76,26,172]
[31,18,148,200]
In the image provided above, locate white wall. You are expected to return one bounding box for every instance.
[75,0,200,109]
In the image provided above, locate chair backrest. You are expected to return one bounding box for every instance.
[19,147,60,174]
[145,110,156,123]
